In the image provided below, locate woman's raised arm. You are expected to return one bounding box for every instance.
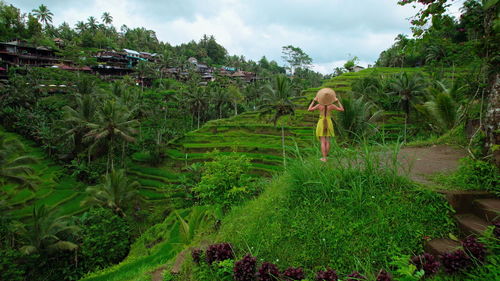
[308,96,320,111]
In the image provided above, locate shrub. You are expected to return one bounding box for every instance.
[257,262,280,281]
[493,221,500,238]
[462,236,486,262]
[193,153,255,209]
[441,250,471,273]
[452,157,500,193]
[410,253,440,277]
[191,248,203,264]
[206,243,234,265]
[376,269,392,281]
[233,254,257,281]
[0,249,32,281]
[282,266,305,280]
[346,271,366,281]
[315,268,339,281]
[78,207,131,270]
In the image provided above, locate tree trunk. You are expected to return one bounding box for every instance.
[197,109,200,129]
[234,102,238,116]
[484,73,500,168]
[281,123,286,167]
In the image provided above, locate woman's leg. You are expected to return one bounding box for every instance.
[320,137,327,161]
[325,137,331,155]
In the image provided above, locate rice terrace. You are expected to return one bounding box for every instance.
[0,0,499,280]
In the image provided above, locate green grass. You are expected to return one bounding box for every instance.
[212,144,456,278]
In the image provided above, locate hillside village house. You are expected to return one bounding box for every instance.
[0,40,65,67]
[0,40,257,85]
[353,65,365,72]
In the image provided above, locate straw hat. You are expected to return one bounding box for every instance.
[316,88,337,105]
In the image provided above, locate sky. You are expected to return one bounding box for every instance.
[7,0,464,74]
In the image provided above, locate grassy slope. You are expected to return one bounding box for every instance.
[212,147,455,278]
[79,67,468,280]
[1,126,88,220]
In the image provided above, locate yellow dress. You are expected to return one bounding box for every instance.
[316,110,334,139]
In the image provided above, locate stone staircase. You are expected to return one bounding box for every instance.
[425,190,500,256]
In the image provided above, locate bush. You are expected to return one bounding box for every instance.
[315,268,339,281]
[451,157,500,193]
[78,207,131,271]
[206,243,234,265]
[257,262,280,281]
[441,250,471,274]
[410,253,440,277]
[193,153,255,209]
[282,266,305,280]
[0,249,32,281]
[233,254,257,281]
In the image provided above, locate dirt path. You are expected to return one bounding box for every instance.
[397,144,467,185]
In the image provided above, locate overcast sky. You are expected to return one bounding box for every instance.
[8,0,464,74]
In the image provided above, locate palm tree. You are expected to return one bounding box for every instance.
[337,97,383,141]
[423,81,465,133]
[101,12,113,25]
[75,21,86,33]
[87,16,98,30]
[0,135,37,189]
[15,204,79,255]
[209,85,230,119]
[32,4,53,28]
[84,99,139,172]
[388,72,425,117]
[62,94,97,157]
[80,169,142,217]
[185,86,208,129]
[259,75,298,166]
[227,85,243,116]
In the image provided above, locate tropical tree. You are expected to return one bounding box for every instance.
[422,81,466,133]
[62,94,97,157]
[259,75,298,166]
[32,4,53,28]
[388,72,425,117]
[185,85,208,129]
[227,85,243,116]
[86,16,98,30]
[75,21,86,33]
[0,135,37,189]
[337,97,382,141]
[209,85,230,119]
[281,45,313,75]
[101,12,113,25]
[80,169,142,217]
[15,204,79,255]
[84,99,139,172]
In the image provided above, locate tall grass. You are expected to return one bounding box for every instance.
[216,142,455,277]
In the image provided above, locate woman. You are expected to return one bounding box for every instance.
[308,88,344,162]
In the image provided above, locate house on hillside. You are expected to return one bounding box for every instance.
[0,40,64,67]
[353,65,365,72]
[93,50,134,77]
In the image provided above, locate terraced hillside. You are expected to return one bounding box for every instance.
[162,67,469,173]
[1,126,88,220]
[1,127,185,220]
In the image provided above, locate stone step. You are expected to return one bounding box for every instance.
[438,190,493,213]
[473,198,500,223]
[454,213,491,237]
[424,238,461,256]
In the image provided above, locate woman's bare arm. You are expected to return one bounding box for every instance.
[330,99,344,112]
[308,96,320,111]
